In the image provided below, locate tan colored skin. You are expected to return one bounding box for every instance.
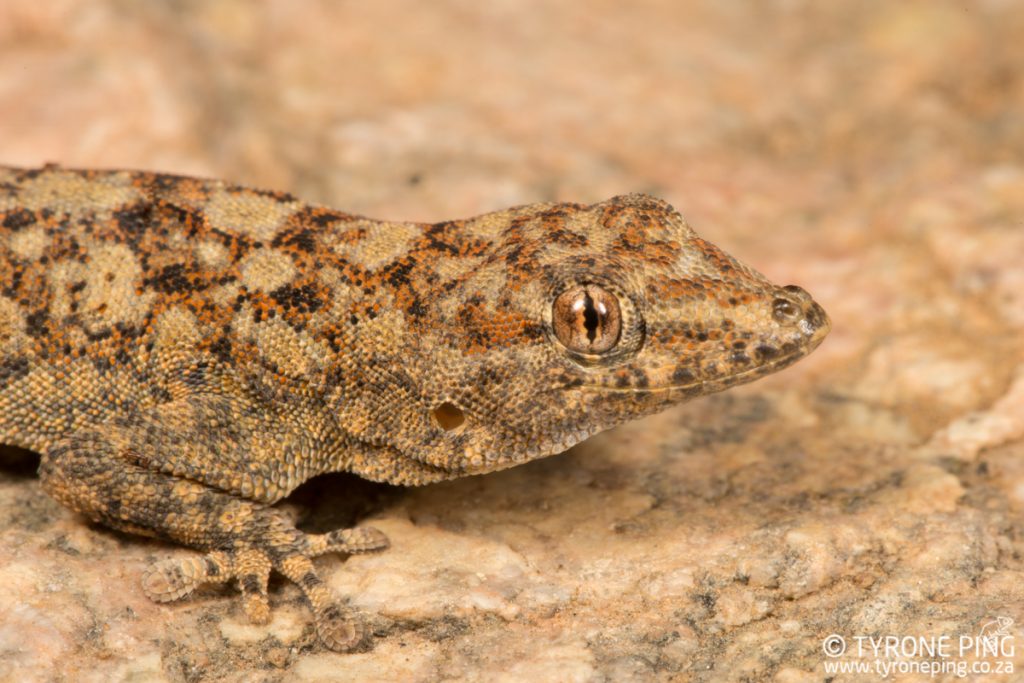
[0,165,830,650]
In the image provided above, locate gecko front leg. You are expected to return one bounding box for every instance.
[37,405,388,651]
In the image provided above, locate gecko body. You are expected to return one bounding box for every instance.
[0,165,829,649]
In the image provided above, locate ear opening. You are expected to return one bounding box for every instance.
[432,402,466,431]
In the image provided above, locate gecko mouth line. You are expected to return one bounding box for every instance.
[579,348,812,395]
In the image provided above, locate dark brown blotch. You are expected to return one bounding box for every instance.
[671,366,696,385]
[2,208,36,231]
[112,204,154,239]
[270,283,325,315]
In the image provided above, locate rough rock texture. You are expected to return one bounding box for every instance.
[1,1,1022,681]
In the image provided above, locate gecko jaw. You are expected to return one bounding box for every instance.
[578,347,812,396]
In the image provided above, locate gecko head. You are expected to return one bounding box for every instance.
[405,193,830,477]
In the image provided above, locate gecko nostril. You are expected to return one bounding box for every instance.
[804,301,830,334]
[432,402,466,431]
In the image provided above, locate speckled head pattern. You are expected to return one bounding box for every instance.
[380,193,831,476]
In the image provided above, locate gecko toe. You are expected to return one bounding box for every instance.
[315,603,363,651]
[235,549,273,624]
[277,552,366,650]
[307,525,390,556]
[142,551,232,603]
[142,560,196,603]
[243,592,272,625]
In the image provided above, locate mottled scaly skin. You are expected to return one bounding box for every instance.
[0,165,829,650]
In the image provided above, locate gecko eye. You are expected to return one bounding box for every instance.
[552,284,621,354]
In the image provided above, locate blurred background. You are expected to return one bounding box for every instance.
[1,2,1022,681]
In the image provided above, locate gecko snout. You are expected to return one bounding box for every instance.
[771,284,831,346]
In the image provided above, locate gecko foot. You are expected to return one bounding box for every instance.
[141,525,389,650]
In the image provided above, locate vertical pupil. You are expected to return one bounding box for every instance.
[582,291,599,343]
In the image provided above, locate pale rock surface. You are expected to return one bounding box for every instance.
[1,1,1023,681]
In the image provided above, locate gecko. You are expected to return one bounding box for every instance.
[0,165,830,650]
